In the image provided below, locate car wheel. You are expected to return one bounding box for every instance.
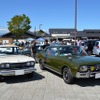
[39,60,45,70]
[0,76,1,82]
[27,72,33,78]
[0,76,3,82]
[63,67,74,84]
[35,58,38,63]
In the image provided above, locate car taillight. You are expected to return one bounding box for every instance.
[96,46,99,49]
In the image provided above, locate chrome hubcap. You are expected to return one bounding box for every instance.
[64,70,68,80]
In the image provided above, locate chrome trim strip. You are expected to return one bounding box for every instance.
[76,71,100,78]
[44,65,62,75]
[0,67,36,76]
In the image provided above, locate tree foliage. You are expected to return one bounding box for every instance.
[36,30,45,35]
[7,14,31,39]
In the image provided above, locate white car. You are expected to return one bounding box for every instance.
[93,41,100,56]
[0,45,36,80]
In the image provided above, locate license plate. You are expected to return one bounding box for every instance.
[15,70,24,75]
[95,73,100,79]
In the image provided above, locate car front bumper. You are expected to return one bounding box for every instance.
[0,67,36,76]
[76,71,100,79]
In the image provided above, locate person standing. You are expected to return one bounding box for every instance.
[43,39,50,49]
[31,40,36,59]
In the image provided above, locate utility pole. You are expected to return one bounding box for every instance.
[74,0,77,41]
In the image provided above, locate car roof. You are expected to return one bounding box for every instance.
[48,45,78,48]
[36,44,44,46]
[0,44,18,48]
[96,40,100,42]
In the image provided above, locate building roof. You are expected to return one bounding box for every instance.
[49,28,100,38]
[1,30,50,39]
[74,31,100,37]
[1,31,35,38]
[83,29,100,33]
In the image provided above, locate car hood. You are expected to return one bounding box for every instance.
[0,55,35,63]
[73,56,100,66]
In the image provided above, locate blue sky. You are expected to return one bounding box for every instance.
[0,0,100,34]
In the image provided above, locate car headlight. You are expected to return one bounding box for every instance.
[31,61,35,66]
[26,62,31,66]
[79,66,88,72]
[6,64,10,68]
[0,63,10,68]
[0,64,5,68]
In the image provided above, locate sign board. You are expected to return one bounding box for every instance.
[52,34,70,37]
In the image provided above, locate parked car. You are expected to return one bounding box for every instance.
[84,40,99,55]
[0,45,36,81]
[36,44,44,53]
[93,40,100,56]
[21,47,32,57]
[21,44,44,57]
[13,41,24,50]
[36,45,100,84]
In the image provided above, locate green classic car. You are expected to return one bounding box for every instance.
[36,45,100,84]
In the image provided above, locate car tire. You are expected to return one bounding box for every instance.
[27,72,33,78]
[0,76,3,82]
[35,58,38,63]
[63,67,74,84]
[39,60,45,70]
[0,76,1,82]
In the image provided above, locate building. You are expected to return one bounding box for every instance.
[49,28,75,39]
[49,28,100,39]
[0,30,50,44]
[1,31,36,39]
[81,29,100,39]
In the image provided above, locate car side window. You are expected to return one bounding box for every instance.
[51,47,58,56]
[59,47,73,54]
[95,42,99,46]
[46,48,51,55]
[46,47,58,56]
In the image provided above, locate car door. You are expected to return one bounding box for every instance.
[44,47,62,73]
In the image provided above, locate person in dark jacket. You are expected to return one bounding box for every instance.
[43,39,50,49]
[31,40,36,58]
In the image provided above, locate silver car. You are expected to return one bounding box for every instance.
[0,45,36,81]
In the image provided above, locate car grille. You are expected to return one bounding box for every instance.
[9,62,32,70]
[95,66,100,70]
[88,64,100,72]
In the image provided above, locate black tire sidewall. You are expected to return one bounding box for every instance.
[63,67,73,84]
[39,60,45,70]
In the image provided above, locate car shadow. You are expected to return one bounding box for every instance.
[1,72,45,84]
[73,78,100,87]
[45,68,100,87]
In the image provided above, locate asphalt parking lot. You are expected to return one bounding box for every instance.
[0,64,100,100]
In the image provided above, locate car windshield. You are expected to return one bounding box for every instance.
[59,46,87,56]
[0,47,21,55]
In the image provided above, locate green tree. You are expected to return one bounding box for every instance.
[7,14,31,39]
[36,30,45,37]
